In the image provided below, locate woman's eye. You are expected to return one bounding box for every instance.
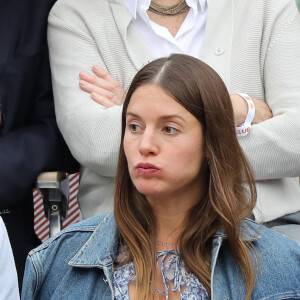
[163,126,179,134]
[128,123,142,133]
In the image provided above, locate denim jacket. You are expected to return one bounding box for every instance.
[22,213,300,300]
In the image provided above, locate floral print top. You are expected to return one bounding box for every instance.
[113,249,209,300]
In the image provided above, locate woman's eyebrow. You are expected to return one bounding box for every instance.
[126,112,141,119]
[158,114,186,123]
[126,112,186,123]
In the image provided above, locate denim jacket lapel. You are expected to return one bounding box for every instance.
[211,219,261,299]
[68,213,118,297]
[69,213,118,267]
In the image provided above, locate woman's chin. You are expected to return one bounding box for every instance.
[135,184,162,197]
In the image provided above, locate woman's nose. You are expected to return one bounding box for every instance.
[139,130,159,156]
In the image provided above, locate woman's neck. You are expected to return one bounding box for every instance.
[151,0,185,6]
[147,0,190,37]
[148,188,204,249]
[155,211,185,250]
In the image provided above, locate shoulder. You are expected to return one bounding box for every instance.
[245,219,300,252]
[240,219,300,271]
[215,220,300,299]
[24,213,114,287]
[22,213,115,299]
[29,213,111,257]
[233,0,299,28]
[247,220,300,280]
[50,0,109,12]
[48,0,127,35]
[49,0,122,21]
[241,220,300,295]
[235,0,298,13]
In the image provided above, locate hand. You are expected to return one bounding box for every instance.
[79,66,125,108]
[230,94,273,126]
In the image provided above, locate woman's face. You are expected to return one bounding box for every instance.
[124,84,206,202]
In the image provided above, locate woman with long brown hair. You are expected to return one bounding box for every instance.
[22,55,300,300]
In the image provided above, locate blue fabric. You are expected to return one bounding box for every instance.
[113,249,209,299]
[22,213,300,300]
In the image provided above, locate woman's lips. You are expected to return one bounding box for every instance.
[136,163,160,175]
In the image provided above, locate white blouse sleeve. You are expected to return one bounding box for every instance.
[0,217,20,300]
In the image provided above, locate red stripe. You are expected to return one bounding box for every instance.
[34,213,46,226]
[69,177,79,186]
[68,201,79,211]
[63,213,80,228]
[35,222,49,235]
[64,207,79,220]
[33,196,43,203]
[34,172,81,242]
[69,179,80,189]
[35,219,49,232]
[40,231,50,242]
[68,194,78,203]
[34,201,44,211]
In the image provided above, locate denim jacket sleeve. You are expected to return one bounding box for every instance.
[21,256,39,299]
[21,214,116,300]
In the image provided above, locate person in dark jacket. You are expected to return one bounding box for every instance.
[0,0,78,289]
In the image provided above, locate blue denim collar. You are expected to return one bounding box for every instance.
[68,214,261,268]
[215,219,262,242]
[69,213,118,268]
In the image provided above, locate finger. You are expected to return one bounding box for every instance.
[92,66,115,82]
[79,80,119,103]
[79,71,110,90]
[92,66,123,92]
[91,92,114,108]
[80,70,121,96]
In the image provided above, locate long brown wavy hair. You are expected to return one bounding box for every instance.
[114,54,257,299]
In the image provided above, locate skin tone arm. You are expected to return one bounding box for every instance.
[79,67,273,125]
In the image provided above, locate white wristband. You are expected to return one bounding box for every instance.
[235,93,255,137]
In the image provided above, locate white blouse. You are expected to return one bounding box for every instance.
[0,217,19,300]
[122,0,208,58]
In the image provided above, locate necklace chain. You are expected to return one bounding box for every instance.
[156,240,176,247]
[149,0,190,16]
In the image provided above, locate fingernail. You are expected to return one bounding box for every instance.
[80,72,88,79]
[79,80,86,87]
[93,65,104,74]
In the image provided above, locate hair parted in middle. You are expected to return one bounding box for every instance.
[114,54,257,300]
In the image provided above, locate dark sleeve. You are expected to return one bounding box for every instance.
[0,46,79,210]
